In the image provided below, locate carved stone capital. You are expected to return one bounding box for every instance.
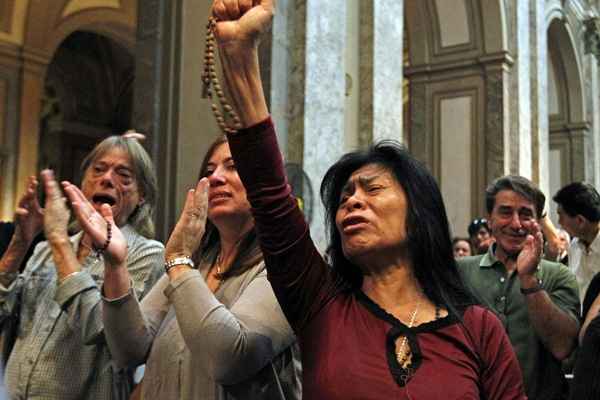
[584,17,600,62]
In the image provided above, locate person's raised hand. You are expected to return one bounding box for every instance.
[516,220,543,280]
[212,0,275,49]
[13,175,43,245]
[62,181,127,266]
[165,178,209,261]
[41,170,70,244]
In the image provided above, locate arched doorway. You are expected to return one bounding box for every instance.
[38,31,134,185]
[10,0,136,215]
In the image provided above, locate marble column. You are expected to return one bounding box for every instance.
[133,0,182,242]
[582,25,600,186]
[591,60,600,188]
[358,1,404,146]
[532,0,549,195]
[570,123,591,182]
[408,79,429,166]
[303,0,347,251]
[270,0,292,156]
[0,44,22,219]
[483,61,512,184]
[514,0,532,178]
[16,49,47,209]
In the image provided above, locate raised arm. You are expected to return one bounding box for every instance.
[0,176,43,287]
[64,180,131,298]
[101,178,209,367]
[56,177,162,345]
[211,0,341,332]
[517,221,579,360]
[211,0,272,127]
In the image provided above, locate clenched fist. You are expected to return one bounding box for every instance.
[212,0,275,48]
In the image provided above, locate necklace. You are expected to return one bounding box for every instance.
[395,299,421,368]
[213,251,227,281]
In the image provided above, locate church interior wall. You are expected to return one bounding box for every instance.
[1,0,600,246]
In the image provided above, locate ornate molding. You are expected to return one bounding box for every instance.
[584,16,600,62]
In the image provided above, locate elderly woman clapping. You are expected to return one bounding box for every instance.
[0,135,163,400]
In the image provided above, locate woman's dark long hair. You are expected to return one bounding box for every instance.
[192,135,262,278]
[321,140,476,317]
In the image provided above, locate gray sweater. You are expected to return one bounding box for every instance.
[103,261,301,400]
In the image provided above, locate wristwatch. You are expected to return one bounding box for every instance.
[520,281,544,295]
[164,256,195,273]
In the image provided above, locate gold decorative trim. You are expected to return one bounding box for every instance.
[62,0,121,19]
[0,0,28,45]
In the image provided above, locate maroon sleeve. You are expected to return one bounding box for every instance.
[228,118,342,332]
[471,307,527,400]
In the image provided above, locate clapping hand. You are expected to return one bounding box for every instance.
[62,181,127,266]
[165,178,209,260]
[14,176,43,245]
[41,170,70,244]
[516,220,544,278]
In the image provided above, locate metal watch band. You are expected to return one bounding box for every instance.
[164,256,195,273]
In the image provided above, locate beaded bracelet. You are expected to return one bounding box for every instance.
[93,221,112,257]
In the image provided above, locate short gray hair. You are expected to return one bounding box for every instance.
[81,136,158,238]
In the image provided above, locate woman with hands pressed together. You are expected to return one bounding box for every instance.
[0,136,164,400]
[210,1,526,398]
[93,136,300,400]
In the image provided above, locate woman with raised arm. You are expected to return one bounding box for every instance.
[64,134,301,400]
[210,1,527,399]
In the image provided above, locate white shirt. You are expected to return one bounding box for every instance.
[569,230,600,303]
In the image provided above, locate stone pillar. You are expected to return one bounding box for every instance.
[358,0,404,145]
[0,44,22,219]
[271,0,306,162]
[570,123,591,182]
[483,58,513,184]
[591,60,600,188]
[582,15,600,186]
[531,0,549,195]
[270,0,291,155]
[16,49,48,207]
[133,0,182,242]
[408,79,429,166]
[514,0,532,178]
[303,0,347,251]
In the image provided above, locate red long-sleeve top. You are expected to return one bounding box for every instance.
[228,117,526,400]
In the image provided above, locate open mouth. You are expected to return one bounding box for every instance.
[209,192,231,201]
[342,215,368,229]
[92,194,116,207]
